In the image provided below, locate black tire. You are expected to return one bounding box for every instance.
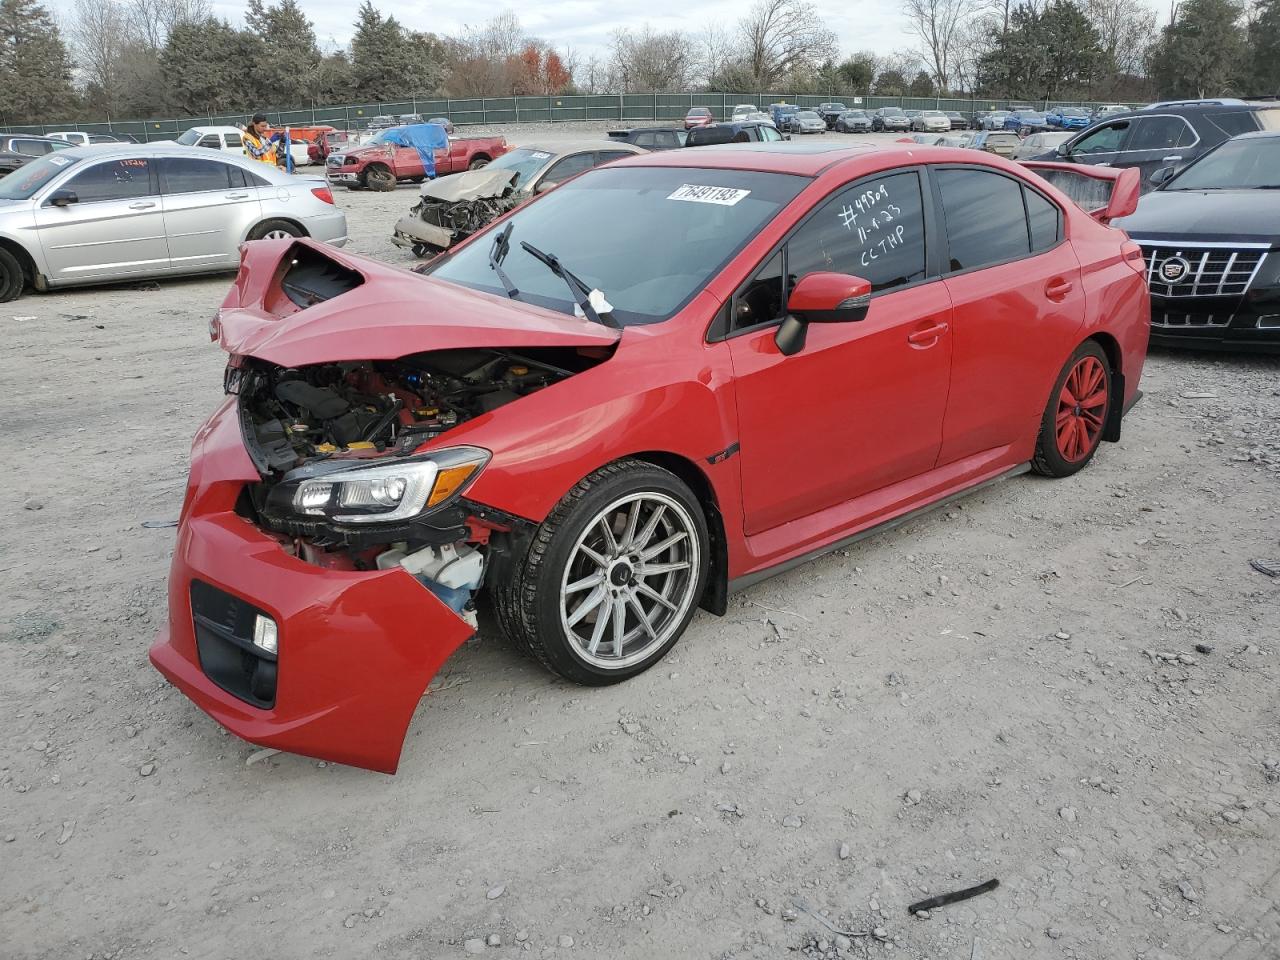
[467,156,490,170]
[494,460,709,686]
[1032,340,1112,478]
[0,246,25,302]
[246,219,305,241]
[409,176,425,184]
[365,165,396,191]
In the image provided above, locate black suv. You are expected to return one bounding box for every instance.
[1034,99,1280,189]
[816,102,849,129]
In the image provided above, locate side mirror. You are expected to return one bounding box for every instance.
[1150,165,1175,186]
[775,273,872,356]
[48,189,78,207]
[534,179,559,195]
[1055,140,1070,157]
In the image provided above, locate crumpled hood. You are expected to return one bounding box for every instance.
[216,238,619,368]
[420,167,518,202]
[1113,189,1280,244]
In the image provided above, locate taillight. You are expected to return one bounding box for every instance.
[1121,240,1146,275]
[311,186,334,205]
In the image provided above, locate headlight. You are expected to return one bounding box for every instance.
[285,446,489,525]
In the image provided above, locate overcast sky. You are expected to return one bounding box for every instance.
[206,0,919,64]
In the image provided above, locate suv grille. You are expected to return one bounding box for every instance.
[1140,243,1268,298]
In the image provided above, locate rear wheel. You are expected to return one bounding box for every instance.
[247,219,304,241]
[495,460,709,686]
[365,165,396,191]
[0,247,25,302]
[1032,341,1112,477]
[467,156,490,170]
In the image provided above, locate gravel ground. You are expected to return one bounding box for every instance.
[2,131,1279,960]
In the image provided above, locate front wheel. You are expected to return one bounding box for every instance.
[495,461,709,686]
[0,247,25,302]
[247,219,304,241]
[365,165,396,191]
[1032,341,1112,477]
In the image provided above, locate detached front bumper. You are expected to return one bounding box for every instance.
[148,399,476,774]
[391,214,452,250]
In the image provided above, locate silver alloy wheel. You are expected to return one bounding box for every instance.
[263,228,295,240]
[559,491,700,670]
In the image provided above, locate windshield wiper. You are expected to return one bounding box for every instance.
[518,241,618,328]
[488,222,520,300]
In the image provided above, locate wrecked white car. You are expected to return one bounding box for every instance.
[391,141,644,258]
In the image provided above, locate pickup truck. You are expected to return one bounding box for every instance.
[325,127,511,190]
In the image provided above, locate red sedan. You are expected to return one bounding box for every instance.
[151,143,1149,773]
[684,107,714,129]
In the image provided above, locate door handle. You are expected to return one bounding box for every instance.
[1161,155,1182,162]
[1045,278,1074,301]
[907,322,949,345]
[128,201,156,210]
[225,192,250,200]
[1095,162,1111,167]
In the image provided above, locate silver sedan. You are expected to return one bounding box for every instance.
[0,144,347,301]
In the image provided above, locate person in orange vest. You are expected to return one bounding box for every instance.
[242,113,280,166]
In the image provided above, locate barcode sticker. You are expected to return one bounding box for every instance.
[667,184,751,206]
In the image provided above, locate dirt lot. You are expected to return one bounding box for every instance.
[2,132,1279,960]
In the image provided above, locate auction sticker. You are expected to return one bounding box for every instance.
[667,184,750,206]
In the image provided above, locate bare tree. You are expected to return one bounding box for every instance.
[1087,0,1158,81]
[737,0,838,88]
[903,0,980,90]
[126,0,210,52]
[609,25,699,92]
[70,0,128,98]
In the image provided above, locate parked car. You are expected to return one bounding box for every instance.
[606,127,689,150]
[731,104,759,119]
[685,121,787,146]
[392,141,644,257]
[1013,131,1073,160]
[684,107,714,129]
[912,110,950,133]
[746,111,776,126]
[872,107,910,132]
[427,117,456,135]
[327,124,510,190]
[968,131,1022,157]
[171,125,247,156]
[1005,111,1051,136]
[817,102,849,128]
[935,135,973,148]
[308,130,351,164]
[1112,130,1280,353]
[46,130,131,146]
[366,115,397,131]
[150,142,1147,773]
[945,111,970,130]
[1039,101,1280,189]
[787,110,827,134]
[1046,106,1090,130]
[769,103,800,129]
[1092,104,1130,120]
[398,114,423,125]
[0,145,346,302]
[0,135,74,160]
[834,110,872,133]
[981,111,1012,130]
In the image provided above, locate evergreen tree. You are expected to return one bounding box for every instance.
[908,70,935,96]
[160,18,265,114]
[1148,0,1246,98]
[350,1,443,101]
[0,0,76,123]
[246,0,320,107]
[1247,0,1280,95]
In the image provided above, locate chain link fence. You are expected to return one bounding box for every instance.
[0,92,1145,140]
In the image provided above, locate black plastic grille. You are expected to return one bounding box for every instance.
[190,580,277,709]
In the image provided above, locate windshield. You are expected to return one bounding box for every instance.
[1166,136,1280,190]
[797,111,819,119]
[923,111,945,117]
[882,108,904,116]
[485,147,556,189]
[688,108,711,116]
[1060,108,1086,117]
[844,111,867,117]
[365,128,401,145]
[426,166,806,326]
[176,129,203,146]
[0,152,80,199]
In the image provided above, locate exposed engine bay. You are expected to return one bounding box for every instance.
[391,168,524,256]
[232,346,593,472]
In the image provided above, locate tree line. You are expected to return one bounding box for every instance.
[0,0,1276,125]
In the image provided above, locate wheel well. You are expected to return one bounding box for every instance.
[365,162,391,174]
[0,236,36,282]
[248,218,308,240]
[1086,332,1125,442]
[470,153,490,163]
[630,451,729,616]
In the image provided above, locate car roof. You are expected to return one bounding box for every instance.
[605,140,984,177]
[183,125,242,134]
[519,140,644,155]
[38,143,292,171]
[1232,128,1280,140]
[4,134,65,142]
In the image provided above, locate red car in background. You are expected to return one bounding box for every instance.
[684,107,714,129]
[151,143,1148,773]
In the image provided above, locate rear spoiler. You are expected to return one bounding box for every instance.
[1020,162,1140,225]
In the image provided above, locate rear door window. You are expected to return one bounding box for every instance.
[61,158,155,203]
[197,135,221,149]
[1025,188,1062,252]
[225,133,243,148]
[160,156,234,193]
[1206,111,1261,137]
[1126,116,1195,151]
[597,151,636,164]
[936,169,1030,271]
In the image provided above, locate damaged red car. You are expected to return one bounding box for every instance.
[150,142,1150,773]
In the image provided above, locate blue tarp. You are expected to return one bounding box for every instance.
[382,123,449,178]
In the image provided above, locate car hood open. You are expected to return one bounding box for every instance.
[215,238,620,367]
[420,167,519,202]
[1113,189,1280,244]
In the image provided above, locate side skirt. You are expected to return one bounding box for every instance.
[728,462,1030,595]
